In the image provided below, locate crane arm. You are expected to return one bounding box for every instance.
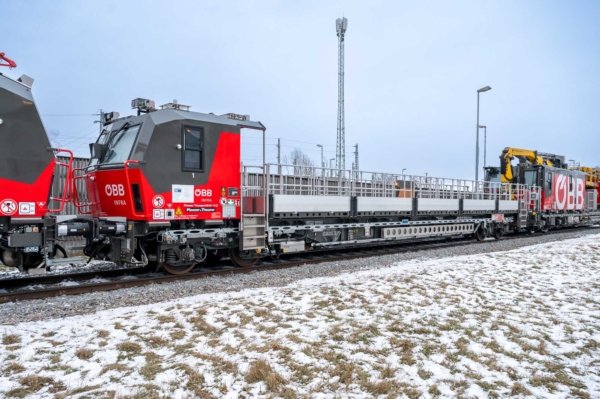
[0,52,17,69]
[500,147,543,183]
[499,147,567,183]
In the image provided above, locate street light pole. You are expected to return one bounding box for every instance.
[478,125,487,167]
[475,86,491,182]
[316,144,324,168]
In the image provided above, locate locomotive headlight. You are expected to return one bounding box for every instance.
[0,118,3,125]
[176,144,182,150]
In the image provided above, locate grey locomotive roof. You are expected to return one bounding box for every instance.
[111,108,265,131]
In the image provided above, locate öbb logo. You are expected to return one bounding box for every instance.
[553,174,584,210]
[105,184,125,197]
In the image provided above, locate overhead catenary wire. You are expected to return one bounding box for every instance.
[41,114,97,117]
[53,125,101,149]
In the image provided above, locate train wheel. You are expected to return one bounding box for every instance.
[230,249,259,268]
[475,227,486,242]
[163,263,196,275]
[1,250,24,272]
[493,228,503,240]
[540,222,549,234]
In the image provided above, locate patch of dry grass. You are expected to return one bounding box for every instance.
[97,330,110,339]
[75,347,94,360]
[99,363,131,376]
[117,341,142,354]
[3,361,26,375]
[2,334,21,345]
[5,374,65,397]
[246,359,287,393]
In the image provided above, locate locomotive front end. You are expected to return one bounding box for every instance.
[75,100,264,273]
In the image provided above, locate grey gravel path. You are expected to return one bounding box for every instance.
[1,229,598,325]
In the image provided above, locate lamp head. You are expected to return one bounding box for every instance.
[477,86,492,93]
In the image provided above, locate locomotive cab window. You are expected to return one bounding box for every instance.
[182,127,204,172]
[523,170,537,187]
[100,124,141,165]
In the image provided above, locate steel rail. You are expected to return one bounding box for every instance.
[0,227,594,304]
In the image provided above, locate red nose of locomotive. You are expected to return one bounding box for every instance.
[83,100,255,226]
[0,72,57,219]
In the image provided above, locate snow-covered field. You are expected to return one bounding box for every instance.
[1,235,599,398]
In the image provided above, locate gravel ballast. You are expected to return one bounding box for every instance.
[1,229,598,325]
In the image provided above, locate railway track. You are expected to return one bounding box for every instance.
[0,227,595,304]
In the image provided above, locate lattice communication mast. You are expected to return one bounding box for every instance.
[336,17,348,173]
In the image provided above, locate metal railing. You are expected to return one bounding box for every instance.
[242,164,266,198]
[51,156,90,216]
[250,164,532,202]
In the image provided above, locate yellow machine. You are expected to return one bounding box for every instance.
[578,166,600,188]
[499,147,565,183]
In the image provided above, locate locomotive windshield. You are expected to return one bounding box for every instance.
[100,124,141,164]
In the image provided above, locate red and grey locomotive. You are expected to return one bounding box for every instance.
[0,60,73,271]
[69,100,266,273]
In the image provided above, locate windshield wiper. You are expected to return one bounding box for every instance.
[101,122,132,163]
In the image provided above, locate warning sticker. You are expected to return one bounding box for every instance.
[165,209,175,220]
[152,195,165,208]
[153,209,165,219]
[0,199,17,215]
[175,207,183,216]
[19,202,36,215]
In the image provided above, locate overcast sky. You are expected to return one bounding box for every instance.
[3,0,599,179]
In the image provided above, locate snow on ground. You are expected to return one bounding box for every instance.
[1,236,600,399]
